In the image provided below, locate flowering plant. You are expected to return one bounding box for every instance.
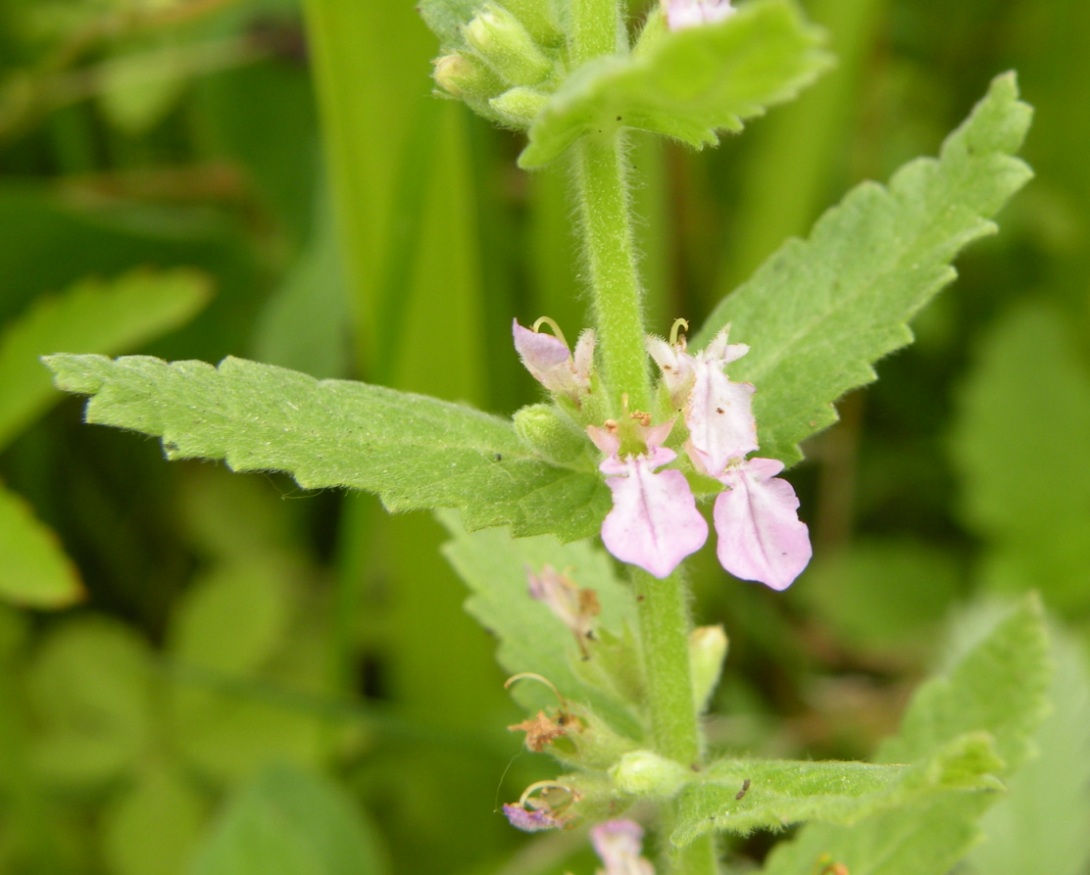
[38,0,1057,872]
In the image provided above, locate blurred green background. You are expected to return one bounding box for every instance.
[1,0,1088,873]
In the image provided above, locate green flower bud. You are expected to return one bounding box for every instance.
[462,4,552,87]
[690,625,728,714]
[490,86,550,127]
[609,750,691,799]
[432,52,503,100]
[513,404,586,464]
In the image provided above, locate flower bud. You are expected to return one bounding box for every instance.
[490,86,549,127]
[514,404,587,464]
[432,52,503,100]
[690,625,728,714]
[462,4,552,87]
[609,750,691,799]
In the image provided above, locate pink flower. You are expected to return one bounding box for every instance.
[513,318,595,403]
[662,0,735,31]
[591,820,655,875]
[587,421,708,579]
[648,326,757,477]
[713,457,812,590]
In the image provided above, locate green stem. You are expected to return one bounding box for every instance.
[633,569,701,763]
[633,569,718,874]
[570,0,619,64]
[573,133,652,412]
[568,5,711,872]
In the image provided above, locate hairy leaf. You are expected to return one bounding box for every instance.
[43,354,607,542]
[672,733,1002,846]
[693,73,1033,465]
[965,627,1090,875]
[0,485,82,608]
[759,596,1051,875]
[520,0,831,168]
[0,269,209,450]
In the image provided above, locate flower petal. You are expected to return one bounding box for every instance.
[647,335,693,404]
[685,362,757,475]
[512,319,588,399]
[713,458,811,590]
[663,0,735,31]
[601,454,708,578]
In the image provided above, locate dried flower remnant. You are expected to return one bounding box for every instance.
[513,318,595,403]
[591,819,655,875]
[527,565,600,657]
[508,710,581,752]
[662,0,735,31]
[587,419,708,578]
[502,782,580,833]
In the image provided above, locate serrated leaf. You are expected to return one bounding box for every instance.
[693,72,1033,465]
[0,484,83,608]
[0,269,209,450]
[949,304,1090,614]
[188,763,389,875]
[672,733,1002,846]
[519,0,831,168]
[877,596,1050,772]
[965,627,1090,875]
[43,353,608,542]
[439,510,642,734]
[759,596,1052,875]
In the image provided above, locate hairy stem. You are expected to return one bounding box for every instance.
[573,133,652,413]
[634,569,719,875]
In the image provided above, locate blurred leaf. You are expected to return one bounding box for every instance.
[98,46,190,136]
[519,1,832,168]
[714,0,883,294]
[43,353,609,541]
[801,539,961,650]
[693,73,1033,466]
[759,596,1051,875]
[0,484,82,607]
[188,763,389,875]
[168,561,291,676]
[195,59,320,244]
[103,765,206,875]
[27,617,151,787]
[965,625,1090,875]
[250,204,349,379]
[673,732,1002,846]
[168,560,326,783]
[176,693,327,786]
[949,303,1090,614]
[439,510,640,729]
[418,0,482,49]
[0,268,210,450]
